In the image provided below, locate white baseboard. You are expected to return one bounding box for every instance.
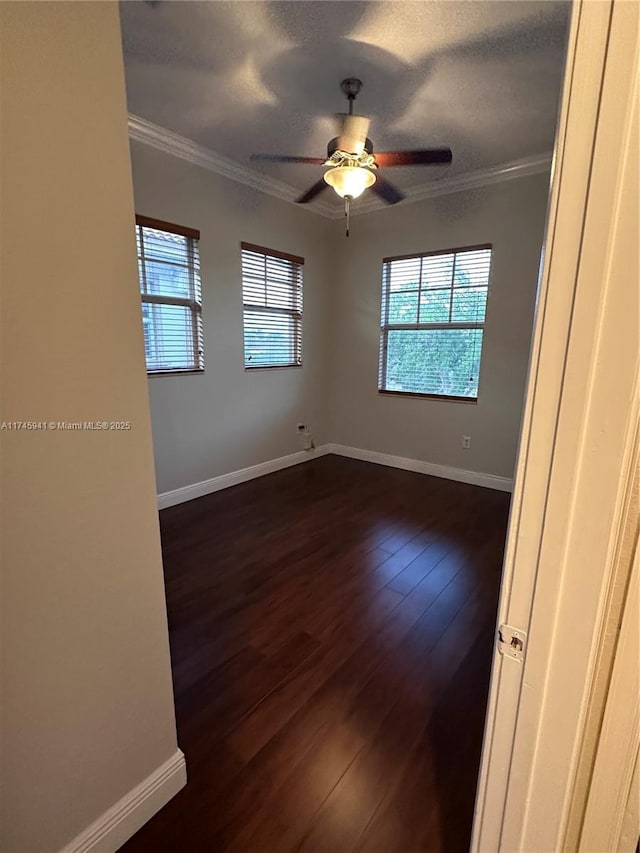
[157,445,331,509]
[60,750,186,853]
[157,443,511,509]
[327,443,513,492]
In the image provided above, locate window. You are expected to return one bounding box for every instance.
[136,215,204,374]
[241,242,303,369]
[378,245,492,401]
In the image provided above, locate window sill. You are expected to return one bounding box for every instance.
[244,364,303,371]
[378,389,478,404]
[148,369,205,377]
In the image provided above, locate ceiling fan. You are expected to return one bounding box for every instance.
[250,78,452,234]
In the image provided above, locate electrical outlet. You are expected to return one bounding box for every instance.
[462,435,471,449]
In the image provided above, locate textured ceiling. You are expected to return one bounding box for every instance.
[120,1,570,204]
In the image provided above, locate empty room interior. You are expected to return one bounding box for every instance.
[5,1,637,852]
[121,2,568,850]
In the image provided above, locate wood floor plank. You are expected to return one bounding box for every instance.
[120,455,509,853]
[290,580,490,853]
[354,624,495,853]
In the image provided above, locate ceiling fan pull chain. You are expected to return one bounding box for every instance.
[345,196,351,237]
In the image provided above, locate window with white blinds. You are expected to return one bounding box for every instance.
[241,242,304,369]
[378,245,492,400]
[136,215,204,375]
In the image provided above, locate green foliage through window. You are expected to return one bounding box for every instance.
[378,246,492,399]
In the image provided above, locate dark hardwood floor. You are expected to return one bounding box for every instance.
[121,455,510,853]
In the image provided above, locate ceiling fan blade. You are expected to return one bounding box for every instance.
[371,175,405,205]
[250,154,326,164]
[296,179,329,204]
[374,148,453,167]
[337,115,370,156]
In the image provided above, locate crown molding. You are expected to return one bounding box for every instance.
[128,114,551,221]
[127,114,337,219]
[349,153,553,218]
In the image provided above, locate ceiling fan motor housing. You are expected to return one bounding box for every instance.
[327,136,374,158]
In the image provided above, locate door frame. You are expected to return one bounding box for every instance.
[471,0,639,849]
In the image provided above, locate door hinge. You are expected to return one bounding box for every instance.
[498,624,527,662]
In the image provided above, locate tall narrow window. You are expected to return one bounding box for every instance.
[136,215,204,374]
[241,242,303,369]
[378,245,492,400]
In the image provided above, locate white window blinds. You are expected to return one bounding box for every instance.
[136,215,204,375]
[241,242,304,369]
[378,245,492,400]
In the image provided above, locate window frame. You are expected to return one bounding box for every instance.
[241,241,304,371]
[136,214,204,377]
[378,243,492,403]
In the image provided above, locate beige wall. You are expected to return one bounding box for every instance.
[0,4,180,851]
[326,173,551,479]
[130,143,333,495]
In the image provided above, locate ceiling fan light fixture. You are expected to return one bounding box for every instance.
[323,165,376,199]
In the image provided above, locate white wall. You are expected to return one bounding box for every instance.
[130,143,333,495]
[0,4,180,850]
[326,173,551,479]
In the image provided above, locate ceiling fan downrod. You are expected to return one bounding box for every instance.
[340,78,362,116]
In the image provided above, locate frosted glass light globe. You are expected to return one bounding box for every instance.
[324,166,376,199]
